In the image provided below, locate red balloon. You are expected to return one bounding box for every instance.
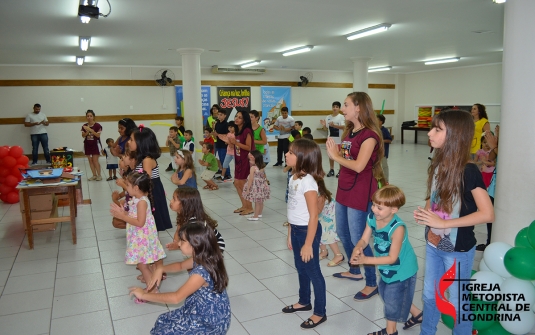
[3,156,16,168]
[4,175,18,188]
[0,167,9,177]
[0,184,13,195]
[5,191,19,204]
[8,146,23,159]
[0,194,7,203]
[0,177,5,184]
[16,155,29,166]
[0,146,8,159]
[12,165,26,178]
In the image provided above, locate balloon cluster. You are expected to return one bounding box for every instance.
[0,146,28,204]
[443,221,535,334]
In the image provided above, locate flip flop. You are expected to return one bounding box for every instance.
[234,208,244,213]
[203,185,210,189]
[240,210,254,216]
[333,272,363,281]
[327,254,345,267]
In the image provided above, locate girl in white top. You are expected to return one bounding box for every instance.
[282,138,327,330]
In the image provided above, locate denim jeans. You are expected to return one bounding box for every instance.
[216,147,231,177]
[421,245,475,335]
[379,274,416,323]
[290,223,326,317]
[335,202,377,287]
[30,133,50,163]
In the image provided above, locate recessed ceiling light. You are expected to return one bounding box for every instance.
[368,66,392,72]
[282,45,314,57]
[76,56,85,65]
[424,57,460,65]
[79,36,91,51]
[240,60,261,68]
[346,23,392,41]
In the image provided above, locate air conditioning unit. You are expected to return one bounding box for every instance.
[211,66,266,75]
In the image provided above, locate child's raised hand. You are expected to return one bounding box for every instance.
[111,190,120,201]
[128,286,145,299]
[147,268,162,291]
[414,206,445,229]
[300,244,313,263]
[350,247,363,264]
[166,240,180,250]
[110,202,125,218]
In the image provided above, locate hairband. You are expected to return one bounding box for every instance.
[176,150,185,158]
[139,124,144,132]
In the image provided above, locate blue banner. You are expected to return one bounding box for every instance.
[261,86,291,136]
[175,86,211,120]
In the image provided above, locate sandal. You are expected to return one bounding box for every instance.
[327,254,345,267]
[203,185,211,189]
[240,210,254,216]
[319,248,329,260]
[106,177,113,181]
[234,208,244,213]
[300,315,327,329]
[367,328,397,335]
[210,185,219,191]
[403,312,423,330]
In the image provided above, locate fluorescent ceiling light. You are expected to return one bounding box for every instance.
[79,36,91,51]
[368,66,392,72]
[346,23,392,41]
[240,60,261,68]
[76,56,85,65]
[282,45,314,57]
[493,0,506,3]
[424,57,460,65]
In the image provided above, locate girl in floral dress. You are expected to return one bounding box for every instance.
[110,171,166,303]
[242,150,270,221]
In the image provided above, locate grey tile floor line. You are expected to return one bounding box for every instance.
[0,144,532,335]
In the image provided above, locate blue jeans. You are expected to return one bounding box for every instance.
[30,133,50,163]
[216,147,231,178]
[421,245,475,335]
[290,223,326,317]
[379,274,416,323]
[335,202,377,287]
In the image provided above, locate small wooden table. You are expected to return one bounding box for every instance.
[401,126,430,144]
[17,181,78,249]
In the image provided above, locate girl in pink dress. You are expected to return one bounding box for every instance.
[242,150,270,220]
[110,171,166,303]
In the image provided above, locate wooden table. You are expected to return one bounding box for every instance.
[401,126,430,144]
[17,181,78,249]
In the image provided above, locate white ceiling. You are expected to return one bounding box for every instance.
[0,0,504,73]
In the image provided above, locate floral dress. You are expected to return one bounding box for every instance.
[243,166,270,203]
[151,264,231,335]
[320,199,340,245]
[125,196,166,265]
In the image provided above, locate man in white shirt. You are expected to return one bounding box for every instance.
[320,101,345,177]
[24,103,51,165]
[273,107,295,166]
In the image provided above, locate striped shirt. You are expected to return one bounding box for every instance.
[136,162,160,179]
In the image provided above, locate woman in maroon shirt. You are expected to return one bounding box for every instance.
[81,109,103,181]
[228,111,255,215]
[326,92,385,300]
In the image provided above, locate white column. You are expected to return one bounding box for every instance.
[492,1,535,245]
[351,57,371,92]
[177,48,204,162]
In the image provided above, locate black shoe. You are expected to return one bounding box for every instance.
[336,171,340,178]
[326,169,334,177]
[476,243,488,251]
[113,176,118,180]
[282,304,312,314]
[165,167,173,172]
[273,163,282,167]
[300,315,327,329]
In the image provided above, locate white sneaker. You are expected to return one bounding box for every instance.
[88,176,97,181]
[247,217,259,221]
[96,176,102,181]
[250,215,262,218]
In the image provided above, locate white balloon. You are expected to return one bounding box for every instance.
[500,277,535,309]
[479,258,490,272]
[483,242,513,278]
[500,310,535,335]
[470,271,504,301]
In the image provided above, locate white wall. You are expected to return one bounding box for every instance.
[0,64,503,152]
[403,63,502,144]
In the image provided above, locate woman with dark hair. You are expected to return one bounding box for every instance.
[112,118,137,156]
[326,92,385,300]
[470,103,491,158]
[227,111,255,215]
[81,109,103,181]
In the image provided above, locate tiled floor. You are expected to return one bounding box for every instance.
[0,143,531,335]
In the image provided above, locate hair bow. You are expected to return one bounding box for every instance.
[139,124,144,131]
[137,168,144,173]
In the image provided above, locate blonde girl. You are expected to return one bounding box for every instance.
[171,150,197,189]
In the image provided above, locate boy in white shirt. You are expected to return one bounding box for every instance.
[320,101,345,177]
[24,103,51,165]
[273,107,295,166]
